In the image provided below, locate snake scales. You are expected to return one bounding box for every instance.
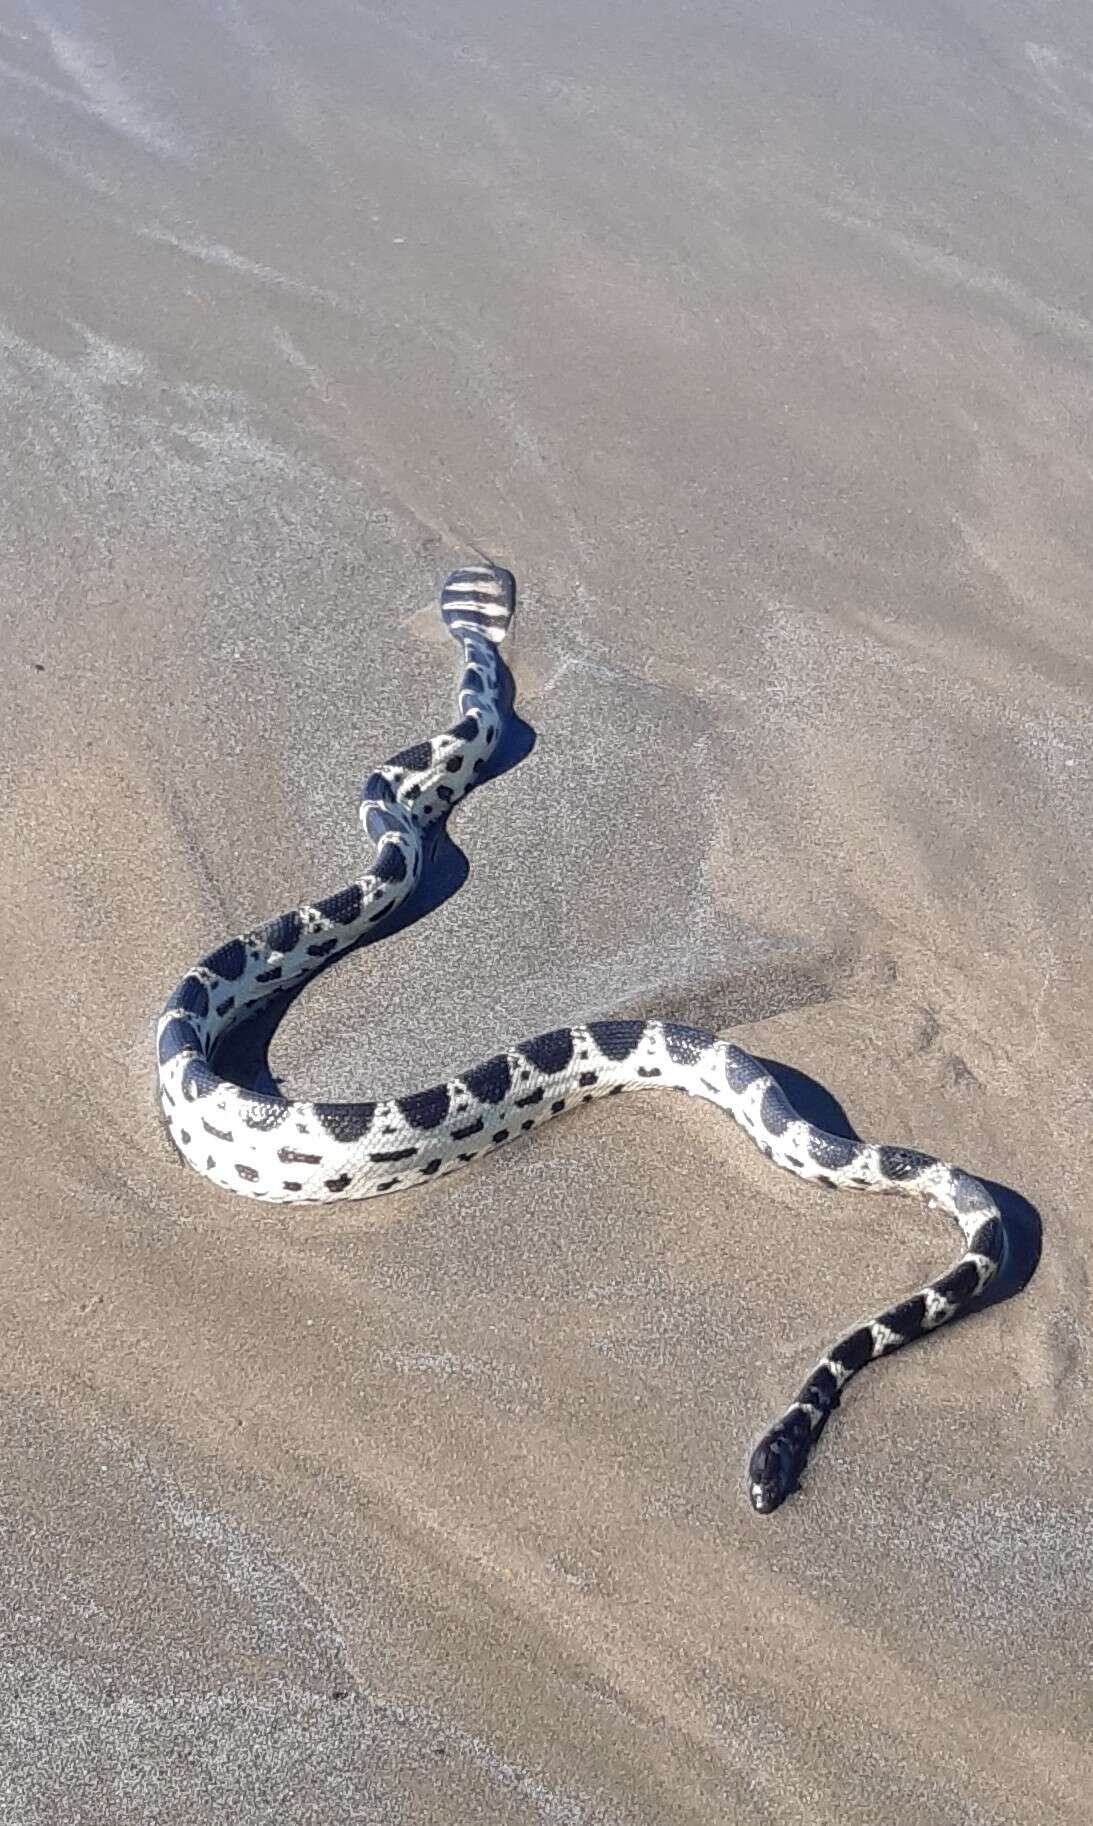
[157,566,1004,1512]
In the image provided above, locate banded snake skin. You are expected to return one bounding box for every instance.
[157,565,1004,1513]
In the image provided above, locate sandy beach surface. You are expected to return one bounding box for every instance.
[2,2,1091,1820]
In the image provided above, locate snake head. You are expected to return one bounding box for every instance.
[747,1423,808,1514]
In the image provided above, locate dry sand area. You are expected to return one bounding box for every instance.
[2,2,1092,1820]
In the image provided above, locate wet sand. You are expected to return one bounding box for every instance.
[2,3,1092,1820]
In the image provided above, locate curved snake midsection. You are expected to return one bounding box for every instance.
[156,565,1005,1512]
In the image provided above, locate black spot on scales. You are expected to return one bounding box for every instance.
[158,1019,200,1066]
[316,884,364,925]
[307,938,339,958]
[877,1146,933,1182]
[884,1294,928,1337]
[203,938,246,981]
[832,1327,874,1375]
[397,1085,450,1130]
[278,1147,322,1165]
[663,1023,704,1066]
[315,1102,377,1144]
[800,1364,840,1412]
[518,1030,575,1076]
[969,1213,1004,1261]
[325,1174,352,1194]
[362,769,397,802]
[932,1258,984,1305]
[461,1055,511,1105]
[373,845,407,884]
[808,1131,859,1172]
[235,1163,260,1183]
[389,739,433,772]
[171,976,209,1019]
[260,911,302,954]
[758,1084,790,1137]
[587,1020,644,1062]
[451,1119,484,1140]
[723,1048,766,1094]
[370,1147,417,1164]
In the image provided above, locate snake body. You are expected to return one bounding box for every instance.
[157,566,1004,1513]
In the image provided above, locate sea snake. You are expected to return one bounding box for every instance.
[156,565,1004,1513]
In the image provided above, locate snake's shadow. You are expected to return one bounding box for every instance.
[760,1056,1042,1315]
[214,649,535,1096]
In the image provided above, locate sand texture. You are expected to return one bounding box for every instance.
[2,2,1091,1820]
